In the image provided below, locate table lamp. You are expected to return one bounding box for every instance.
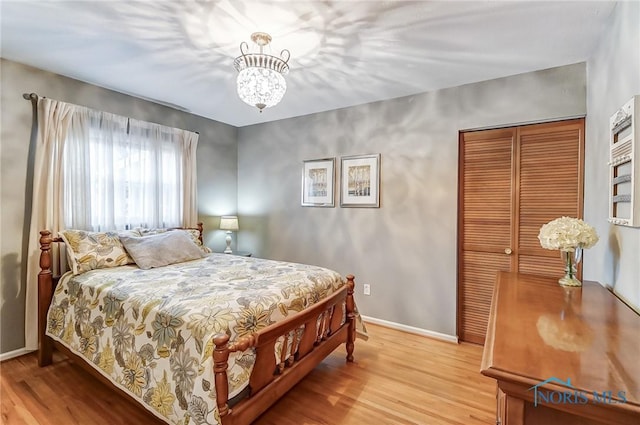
[219,216,239,253]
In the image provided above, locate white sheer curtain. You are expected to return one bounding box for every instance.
[26,100,199,350]
[63,113,199,230]
[63,109,129,229]
[126,119,182,229]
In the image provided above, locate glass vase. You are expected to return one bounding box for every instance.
[559,248,582,287]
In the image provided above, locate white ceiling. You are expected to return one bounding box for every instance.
[1,1,616,127]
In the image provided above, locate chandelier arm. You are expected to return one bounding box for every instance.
[239,41,249,57]
[280,49,291,64]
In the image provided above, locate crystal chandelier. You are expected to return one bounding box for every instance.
[234,32,290,112]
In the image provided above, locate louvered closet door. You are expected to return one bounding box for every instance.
[516,120,585,277]
[458,119,584,344]
[458,128,516,345]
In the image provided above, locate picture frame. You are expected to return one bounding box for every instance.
[301,157,335,207]
[340,153,381,208]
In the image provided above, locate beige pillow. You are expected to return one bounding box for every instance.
[120,231,205,270]
[60,229,138,275]
[184,228,212,253]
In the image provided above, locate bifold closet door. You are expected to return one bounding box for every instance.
[458,119,584,344]
[458,128,516,345]
[516,120,585,277]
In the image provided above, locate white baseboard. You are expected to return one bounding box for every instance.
[361,315,459,343]
[0,347,33,362]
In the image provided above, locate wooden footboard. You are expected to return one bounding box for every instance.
[37,228,356,425]
[213,275,355,425]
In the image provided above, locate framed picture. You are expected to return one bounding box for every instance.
[340,154,381,207]
[301,157,335,207]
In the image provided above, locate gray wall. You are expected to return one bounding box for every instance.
[584,1,640,309]
[237,63,587,337]
[0,59,238,354]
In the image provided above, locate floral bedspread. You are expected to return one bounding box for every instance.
[46,254,345,425]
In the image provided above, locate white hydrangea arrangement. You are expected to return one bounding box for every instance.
[538,217,599,252]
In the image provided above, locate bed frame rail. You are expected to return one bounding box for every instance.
[213,275,355,425]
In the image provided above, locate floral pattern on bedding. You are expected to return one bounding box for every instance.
[59,229,141,274]
[46,254,344,425]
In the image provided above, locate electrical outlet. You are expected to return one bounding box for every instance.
[363,284,371,295]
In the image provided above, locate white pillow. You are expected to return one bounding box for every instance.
[135,227,211,253]
[120,231,205,270]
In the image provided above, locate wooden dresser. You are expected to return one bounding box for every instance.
[481,272,640,425]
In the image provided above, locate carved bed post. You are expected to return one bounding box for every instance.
[345,274,356,362]
[196,222,204,244]
[38,230,54,366]
[213,333,231,419]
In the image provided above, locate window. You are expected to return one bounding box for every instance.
[63,109,196,231]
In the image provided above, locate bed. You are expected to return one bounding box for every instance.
[36,224,356,425]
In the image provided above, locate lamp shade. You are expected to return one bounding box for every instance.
[219,216,239,231]
[236,67,287,110]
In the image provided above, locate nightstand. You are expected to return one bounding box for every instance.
[224,251,252,257]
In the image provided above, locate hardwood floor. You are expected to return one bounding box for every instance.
[1,324,495,425]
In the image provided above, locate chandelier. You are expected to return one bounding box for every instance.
[234,32,290,112]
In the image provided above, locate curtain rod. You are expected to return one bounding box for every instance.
[20,92,199,135]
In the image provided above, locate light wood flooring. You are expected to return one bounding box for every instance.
[1,324,495,425]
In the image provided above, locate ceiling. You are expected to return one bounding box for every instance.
[1,1,617,127]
